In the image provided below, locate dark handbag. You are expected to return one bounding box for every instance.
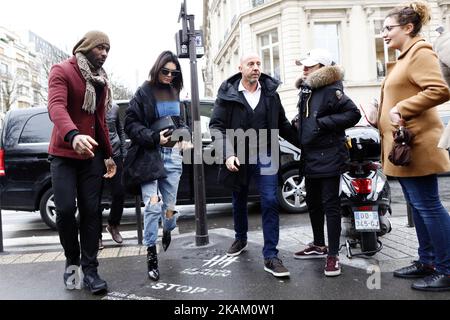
[388,119,414,166]
[150,116,177,134]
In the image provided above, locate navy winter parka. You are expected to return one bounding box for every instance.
[295,65,361,178]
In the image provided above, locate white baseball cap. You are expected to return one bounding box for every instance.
[299,48,333,67]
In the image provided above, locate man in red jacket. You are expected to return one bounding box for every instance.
[48,30,116,295]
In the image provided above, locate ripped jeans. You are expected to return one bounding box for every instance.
[141,147,183,247]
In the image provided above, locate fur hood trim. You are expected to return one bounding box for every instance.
[295,65,344,89]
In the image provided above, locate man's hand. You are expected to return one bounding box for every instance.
[104,157,116,178]
[72,135,98,158]
[389,106,401,125]
[159,129,172,146]
[225,156,240,172]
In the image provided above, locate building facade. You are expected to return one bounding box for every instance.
[202,0,450,118]
[0,27,68,113]
[0,27,39,112]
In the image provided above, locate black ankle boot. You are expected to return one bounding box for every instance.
[162,230,171,252]
[147,246,160,281]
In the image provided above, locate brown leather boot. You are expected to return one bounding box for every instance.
[106,225,123,244]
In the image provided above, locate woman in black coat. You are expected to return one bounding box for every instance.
[123,51,190,281]
[292,49,361,277]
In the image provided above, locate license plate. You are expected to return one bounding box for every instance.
[354,211,380,231]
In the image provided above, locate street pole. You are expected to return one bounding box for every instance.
[179,1,209,246]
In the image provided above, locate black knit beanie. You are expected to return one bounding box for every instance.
[72,30,110,55]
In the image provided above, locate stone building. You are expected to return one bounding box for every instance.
[202,0,450,118]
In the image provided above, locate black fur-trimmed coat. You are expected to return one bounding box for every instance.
[295,65,361,178]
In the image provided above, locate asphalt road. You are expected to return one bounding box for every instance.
[2,176,450,248]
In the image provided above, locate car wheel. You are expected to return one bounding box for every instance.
[277,168,308,213]
[39,188,80,230]
[39,188,58,230]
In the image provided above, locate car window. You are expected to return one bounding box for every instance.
[199,102,214,141]
[19,113,53,144]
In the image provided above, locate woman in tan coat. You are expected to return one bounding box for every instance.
[379,1,450,292]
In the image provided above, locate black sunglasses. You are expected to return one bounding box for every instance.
[161,68,180,77]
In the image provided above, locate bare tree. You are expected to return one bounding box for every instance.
[38,49,69,104]
[108,72,133,100]
[111,81,133,100]
[0,73,17,112]
[40,49,69,80]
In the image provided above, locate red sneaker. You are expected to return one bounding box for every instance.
[293,243,328,259]
[324,256,341,277]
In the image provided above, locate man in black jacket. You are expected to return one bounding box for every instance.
[209,53,297,278]
[292,49,361,277]
[99,102,126,248]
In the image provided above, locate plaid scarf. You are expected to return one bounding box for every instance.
[75,52,112,114]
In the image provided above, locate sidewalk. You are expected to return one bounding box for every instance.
[1,215,449,300]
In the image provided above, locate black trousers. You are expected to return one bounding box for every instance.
[50,152,104,274]
[305,176,342,256]
[99,155,125,238]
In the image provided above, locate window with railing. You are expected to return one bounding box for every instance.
[252,0,268,8]
[0,63,7,75]
[16,53,25,61]
[16,68,29,80]
[17,85,29,96]
[258,29,281,81]
[18,101,31,109]
[33,90,40,105]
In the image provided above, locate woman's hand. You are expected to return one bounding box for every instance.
[159,129,172,146]
[361,99,379,127]
[390,106,401,125]
[175,140,193,150]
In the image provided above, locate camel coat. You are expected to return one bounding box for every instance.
[379,36,450,177]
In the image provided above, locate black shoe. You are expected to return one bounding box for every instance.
[162,230,171,252]
[226,239,248,257]
[264,257,290,278]
[147,246,160,281]
[412,273,450,292]
[393,261,435,279]
[83,272,108,295]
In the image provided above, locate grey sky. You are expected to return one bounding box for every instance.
[2,0,205,97]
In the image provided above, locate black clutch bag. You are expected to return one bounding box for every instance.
[150,116,177,135]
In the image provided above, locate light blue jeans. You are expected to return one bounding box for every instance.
[141,147,183,247]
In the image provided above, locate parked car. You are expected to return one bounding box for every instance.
[0,100,305,230]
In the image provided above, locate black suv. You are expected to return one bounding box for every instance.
[0,100,306,230]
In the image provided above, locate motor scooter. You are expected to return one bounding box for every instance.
[340,126,392,258]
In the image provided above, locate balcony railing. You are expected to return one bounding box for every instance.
[252,0,268,8]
